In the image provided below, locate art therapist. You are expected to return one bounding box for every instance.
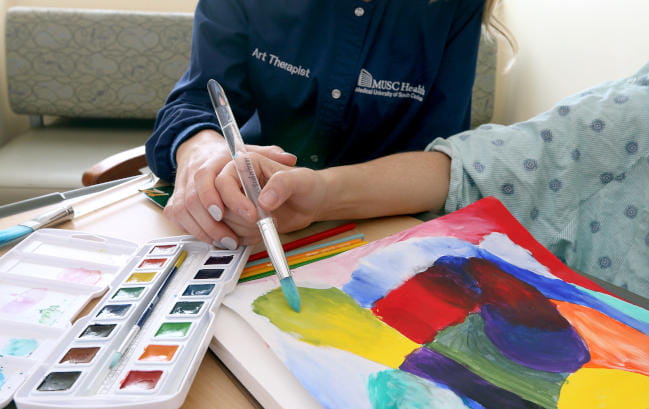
[146,0,502,249]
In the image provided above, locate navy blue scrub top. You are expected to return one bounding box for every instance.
[146,0,485,182]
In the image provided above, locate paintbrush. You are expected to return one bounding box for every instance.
[207,79,301,312]
[109,250,188,369]
[0,173,157,247]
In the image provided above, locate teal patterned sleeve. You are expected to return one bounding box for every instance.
[427,61,649,295]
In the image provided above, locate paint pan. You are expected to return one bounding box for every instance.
[194,269,224,280]
[119,370,163,392]
[154,322,192,339]
[112,287,145,300]
[125,272,157,283]
[36,371,81,392]
[148,245,178,256]
[170,301,204,316]
[137,345,179,363]
[95,304,131,320]
[204,255,233,265]
[79,324,116,339]
[137,258,167,269]
[182,284,215,297]
[58,347,100,365]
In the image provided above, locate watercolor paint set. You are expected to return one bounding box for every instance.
[0,228,249,409]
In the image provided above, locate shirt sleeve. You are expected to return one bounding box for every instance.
[427,62,649,255]
[145,0,256,182]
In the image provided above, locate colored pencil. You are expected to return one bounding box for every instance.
[240,240,367,280]
[245,233,365,269]
[247,222,356,262]
[239,247,361,283]
[243,238,364,276]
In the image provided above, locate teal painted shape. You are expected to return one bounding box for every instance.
[577,285,649,324]
[368,369,471,409]
[1,338,38,357]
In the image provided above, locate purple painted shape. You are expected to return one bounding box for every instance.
[400,347,543,409]
[480,305,589,373]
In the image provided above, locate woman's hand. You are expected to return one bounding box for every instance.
[163,129,297,248]
[215,152,327,245]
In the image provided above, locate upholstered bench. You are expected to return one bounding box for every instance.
[0,7,193,204]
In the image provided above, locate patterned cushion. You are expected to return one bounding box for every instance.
[5,7,193,119]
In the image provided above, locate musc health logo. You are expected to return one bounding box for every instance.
[355,69,426,102]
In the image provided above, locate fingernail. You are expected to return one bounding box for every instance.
[220,237,238,250]
[208,205,222,221]
[259,189,278,207]
[282,152,297,160]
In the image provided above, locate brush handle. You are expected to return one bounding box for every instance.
[0,205,74,247]
[0,225,34,247]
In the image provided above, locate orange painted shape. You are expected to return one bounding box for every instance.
[553,300,649,376]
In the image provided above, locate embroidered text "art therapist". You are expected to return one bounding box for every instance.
[252,48,311,78]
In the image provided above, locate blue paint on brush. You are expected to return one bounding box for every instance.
[280,277,301,312]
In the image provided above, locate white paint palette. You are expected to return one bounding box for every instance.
[0,229,249,409]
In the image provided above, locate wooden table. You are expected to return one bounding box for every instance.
[0,191,422,409]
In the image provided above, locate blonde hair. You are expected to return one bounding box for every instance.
[482,0,518,59]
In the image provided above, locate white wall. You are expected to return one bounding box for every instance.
[493,0,649,124]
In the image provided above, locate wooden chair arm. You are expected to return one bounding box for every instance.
[82,145,147,186]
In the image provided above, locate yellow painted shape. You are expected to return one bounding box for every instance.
[126,272,157,283]
[558,368,649,409]
[253,287,419,368]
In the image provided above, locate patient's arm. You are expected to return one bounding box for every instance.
[215,151,451,241]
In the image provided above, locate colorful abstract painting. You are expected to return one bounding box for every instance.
[225,197,649,409]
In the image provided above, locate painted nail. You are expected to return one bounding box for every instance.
[208,205,222,222]
[220,237,238,250]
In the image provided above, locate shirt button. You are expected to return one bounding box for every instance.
[310,154,319,163]
[354,7,365,17]
[331,88,342,99]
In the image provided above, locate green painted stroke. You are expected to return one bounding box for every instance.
[427,314,568,409]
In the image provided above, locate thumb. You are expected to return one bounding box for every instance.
[257,169,297,212]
